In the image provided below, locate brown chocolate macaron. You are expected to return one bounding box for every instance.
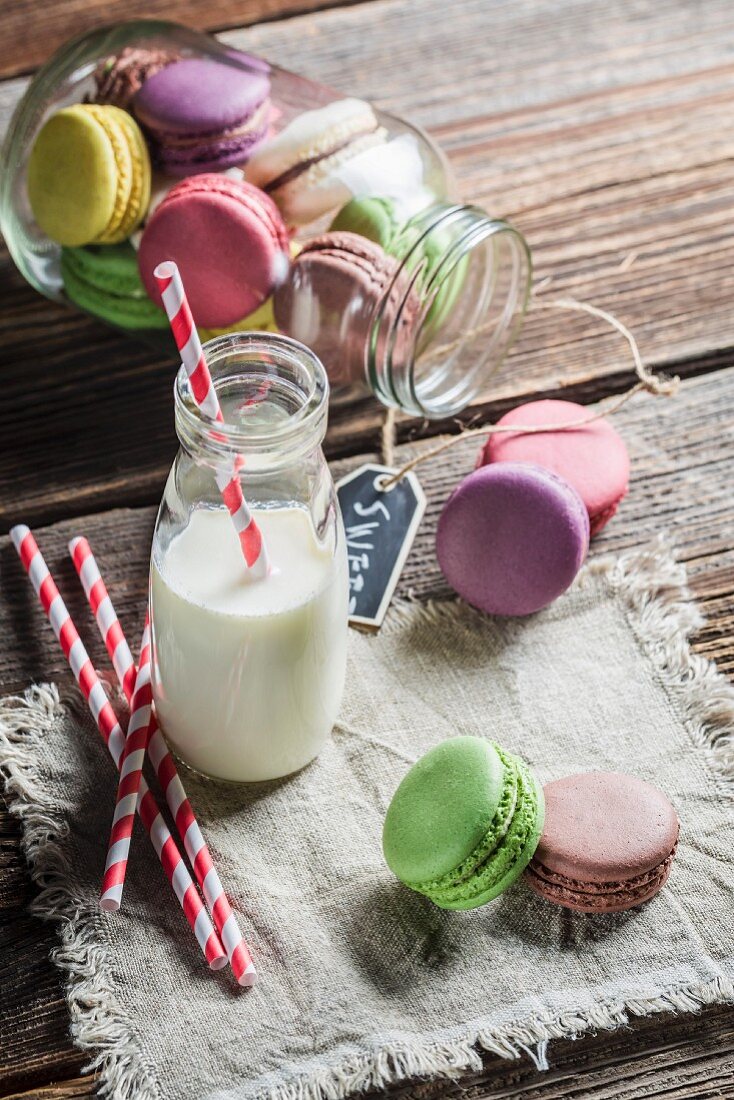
[273,231,418,391]
[525,772,679,913]
[92,47,180,109]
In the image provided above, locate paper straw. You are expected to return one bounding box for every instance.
[154,260,268,579]
[99,613,154,912]
[11,526,227,971]
[69,537,136,702]
[70,540,257,987]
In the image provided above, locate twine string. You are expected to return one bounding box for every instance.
[380,406,398,468]
[380,290,679,490]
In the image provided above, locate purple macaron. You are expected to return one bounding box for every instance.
[436,462,590,616]
[133,57,271,175]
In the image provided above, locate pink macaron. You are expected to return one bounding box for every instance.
[478,400,630,536]
[138,174,289,328]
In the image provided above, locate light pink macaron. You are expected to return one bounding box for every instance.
[478,399,630,536]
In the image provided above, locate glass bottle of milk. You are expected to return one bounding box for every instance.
[149,333,349,783]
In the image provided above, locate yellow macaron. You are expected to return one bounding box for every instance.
[198,295,279,341]
[27,104,151,247]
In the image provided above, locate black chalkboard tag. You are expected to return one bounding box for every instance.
[336,463,426,631]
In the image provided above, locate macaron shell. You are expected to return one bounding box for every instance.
[272,130,386,225]
[198,295,279,340]
[247,98,378,189]
[330,195,399,247]
[434,772,545,910]
[27,106,118,246]
[413,743,519,895]
[113,109,151,239]
[93,47,181,109]
[89,106,150,243]
[480,400,630,536]
[532,771,680,883]
[134,58,270,134]
[81,105,133,244]
[436,462,590,617]
[526,850,675,913]
[138,175,288,328]
[330,197,467,342]
[382,736,507,885]
[61,244,169,330]
[62,242,144,295]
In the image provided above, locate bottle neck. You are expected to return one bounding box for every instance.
[368,204,531,418]
[174,333,329,474]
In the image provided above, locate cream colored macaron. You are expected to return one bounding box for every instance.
[246,97,386,225]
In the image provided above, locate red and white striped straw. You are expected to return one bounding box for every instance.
[70,540,258,987]
[147,726,257,985]
[154,260,268,580]
[99,614,155,912]
[69,537,136,702]
[11,526,227,972]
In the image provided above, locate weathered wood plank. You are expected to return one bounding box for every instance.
[3,1000,734,1099]
[2,2,734,1096]
[1,368,733,1095]
[2,0,734,530]
[0,0,364,80]
[8,0,734,131]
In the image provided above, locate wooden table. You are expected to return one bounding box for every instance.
[1,2,733,1097]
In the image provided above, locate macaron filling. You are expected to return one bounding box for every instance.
[264,122,380,193]
[425,759,544,909]
[61,245,169,330]
[82,105,134,244]
[526,849,676,911]
[145,99,271,167]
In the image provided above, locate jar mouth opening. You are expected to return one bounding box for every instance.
[370,206,532,418]
[174,332,329,465]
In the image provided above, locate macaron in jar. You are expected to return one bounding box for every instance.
[1,20,531,419]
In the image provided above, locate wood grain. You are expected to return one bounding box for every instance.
[3,1002,734,1099]
[1,0,734,1096]
[0,0,363,80]
[2,369,733,1097]
[2,0,734,531]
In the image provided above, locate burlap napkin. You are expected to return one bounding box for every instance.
[1,542,732,1100]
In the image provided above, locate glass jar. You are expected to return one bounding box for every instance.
[0,20,531,418]
[149,332,349,783]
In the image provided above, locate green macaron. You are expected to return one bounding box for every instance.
[61,243,169,331]
[330,196,400,249]
[382,736,544,910]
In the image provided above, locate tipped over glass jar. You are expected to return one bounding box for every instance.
[0,21,532,418]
